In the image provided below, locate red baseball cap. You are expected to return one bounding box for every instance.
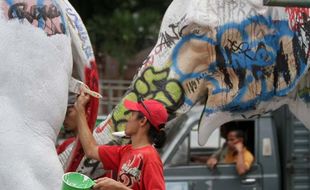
[124,99,168,131]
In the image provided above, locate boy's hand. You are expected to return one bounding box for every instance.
[74,91,90,113]
[93,177,131,190]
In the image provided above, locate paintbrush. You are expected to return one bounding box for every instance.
[69,77,102,99]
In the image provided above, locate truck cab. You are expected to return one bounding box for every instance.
[160,106,310,190]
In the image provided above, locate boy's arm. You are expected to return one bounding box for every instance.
[75,92,100,160]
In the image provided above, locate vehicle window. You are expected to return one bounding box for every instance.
[220,120,255,156]
[190,125,225,149]
[190,126,225,164]
[169,136,189,166]
[190,120,255,165]
[164,120,255,166]
[167,126,223,166]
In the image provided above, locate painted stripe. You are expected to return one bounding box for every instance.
[6,0,14,6]
[52,0,67,34]
[37,0,45,29]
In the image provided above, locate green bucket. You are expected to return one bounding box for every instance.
[62,172,95,190]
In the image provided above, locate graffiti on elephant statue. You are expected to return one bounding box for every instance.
[57,0,310,179]
[172,15,308,114]
[108,66,185,132]
[3,0,67,36]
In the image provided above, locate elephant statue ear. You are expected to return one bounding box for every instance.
[60,0,99,172]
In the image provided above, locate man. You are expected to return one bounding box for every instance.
[75,92,168,190]
[57,95,78,154]
[207,129,254,175]
[56,106,77,154]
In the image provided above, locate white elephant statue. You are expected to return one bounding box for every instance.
[60,0,310,180]
[0,0,99,189]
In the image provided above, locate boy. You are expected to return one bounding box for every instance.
[75,92,168,190]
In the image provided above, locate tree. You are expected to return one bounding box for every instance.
[69,0,172,73]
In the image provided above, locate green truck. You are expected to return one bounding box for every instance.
[161,106,310,190]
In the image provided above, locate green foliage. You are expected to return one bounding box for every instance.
[69,0,172,70]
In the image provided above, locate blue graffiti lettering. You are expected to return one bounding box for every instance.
[172,15,308,114]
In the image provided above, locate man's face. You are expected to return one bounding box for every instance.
[63,106,77,132]
[226,131,242,150]
[125,111,141,136]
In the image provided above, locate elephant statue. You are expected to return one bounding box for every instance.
[0,0,99,189]
[58,0,310,178]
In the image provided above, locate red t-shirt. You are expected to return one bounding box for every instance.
[98,144,165,190]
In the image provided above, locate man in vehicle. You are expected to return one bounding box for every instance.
[207,129,254,175]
